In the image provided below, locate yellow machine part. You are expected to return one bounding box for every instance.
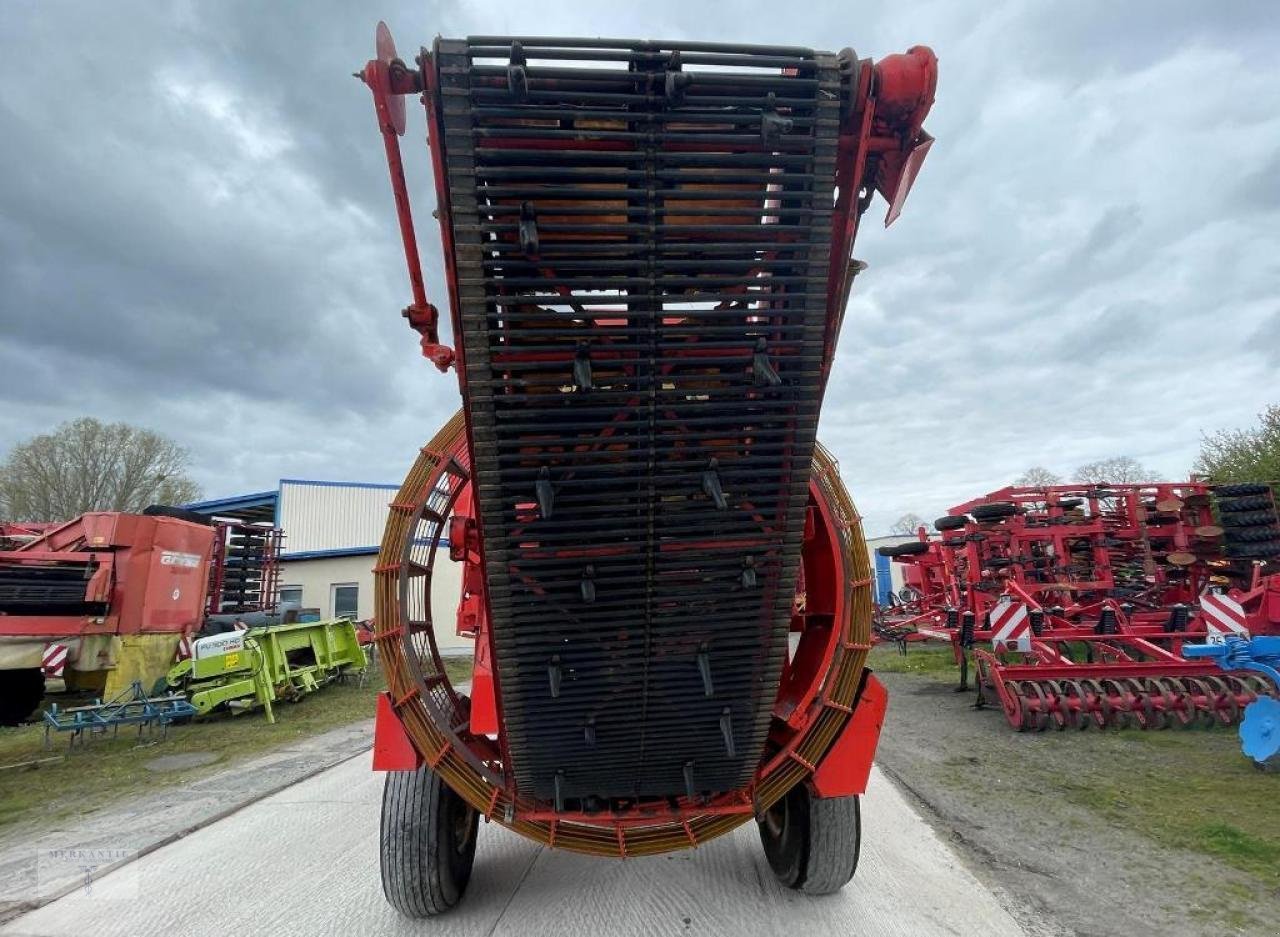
[67,633,181,696]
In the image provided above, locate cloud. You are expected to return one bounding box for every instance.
[1,0,1277,537]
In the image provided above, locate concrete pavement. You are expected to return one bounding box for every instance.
[0,721,373,922]
[2,756,1029,937]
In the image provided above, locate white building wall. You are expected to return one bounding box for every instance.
[278,552,470,655]
[277,481,400,557]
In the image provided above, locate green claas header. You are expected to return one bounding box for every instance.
[165,618,366,724]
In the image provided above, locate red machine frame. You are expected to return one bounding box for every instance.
[0,513,215,640]
[360,27,936,856]
[878,482,1280,730]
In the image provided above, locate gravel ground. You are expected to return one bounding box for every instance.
[873,659,1279,937]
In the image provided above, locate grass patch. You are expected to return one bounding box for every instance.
[1197,823,1280,870]
[0,655,472,833]
[868,644,958,677]
[936,718,1280,886]
[1045,722,1280,883]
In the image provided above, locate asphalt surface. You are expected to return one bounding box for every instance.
[1,753,1027,937]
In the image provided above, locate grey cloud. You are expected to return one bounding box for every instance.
[1,0,1277,537]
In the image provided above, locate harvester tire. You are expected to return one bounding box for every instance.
[0,669,45,726]
[1225,510,1278,528]
[142,504,212,526]
[1233,541,1280,558]
[880,541,930,557]
[1226,526,1280,544]
[759,782,860,894]
[1219,495,1275,513]
[972,502,1018,520]
[1215,484,1270,497]
[934,515,967,531]
[380,766,479,917]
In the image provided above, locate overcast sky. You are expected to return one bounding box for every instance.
[2,1,1277,536]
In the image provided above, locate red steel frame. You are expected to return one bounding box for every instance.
[0,513,215,641]
[360,26,937,854]
[878,482,1280,730]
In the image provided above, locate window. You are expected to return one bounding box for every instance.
[279,586,303,607]
[332,583,359,620]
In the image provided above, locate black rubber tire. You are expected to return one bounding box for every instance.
[380,766,479,917]
[0,669,45,726]
[1215,483,1271,497]
[1224,510,1278,528]
[972,502,1018,520]
[759,783,860,894]
[142,504,212,526]
[1219,495,1275,513]
[1226,526,1280,544]
[934,515,967,531]
[884,541,930,557]
[1231,541,1280,558]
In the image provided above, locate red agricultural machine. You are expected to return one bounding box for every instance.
[358,26,937,914]
[0,506,282,724]
[878,481,1280,730]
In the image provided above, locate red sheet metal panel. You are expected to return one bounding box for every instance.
[811,673,886,798]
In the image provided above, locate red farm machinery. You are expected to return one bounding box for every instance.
[0,506,282,724]
[357,26,937,914]
[877,482,1280,731]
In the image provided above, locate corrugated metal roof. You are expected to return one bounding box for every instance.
[277,480,398,557]
[184,490,278,523]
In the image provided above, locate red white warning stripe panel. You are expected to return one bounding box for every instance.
[990,600,1031,653]
[42,643,68,678]
[1200,592,1249,644]
[175,636,193,662]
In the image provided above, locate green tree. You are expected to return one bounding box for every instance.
[0,418,201,522]
[1195,404,1280,483]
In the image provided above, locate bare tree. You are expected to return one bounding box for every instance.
[889,512,926,536]
[1073,455,1161,485]
[0,418,202,522]
[1014,465,1061,487]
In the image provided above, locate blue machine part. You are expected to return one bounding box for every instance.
[875,551,893,606]
[1184,636,1280,767]
[1240,696,1280,766]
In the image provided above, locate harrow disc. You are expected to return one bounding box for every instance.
[1020,681,1049,731]
[1240,696,1280,766]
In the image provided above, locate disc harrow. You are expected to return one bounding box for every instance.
[878,481,1280,732]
